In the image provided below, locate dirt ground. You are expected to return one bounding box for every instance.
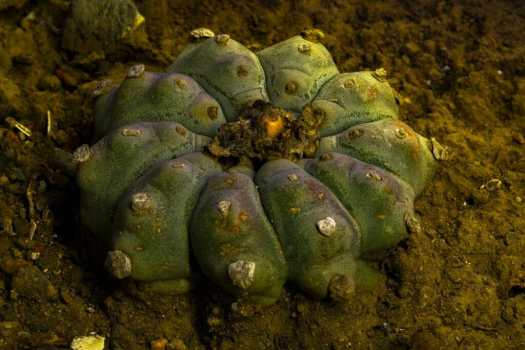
[0,0,524,349]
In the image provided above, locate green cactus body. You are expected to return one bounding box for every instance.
[312,71,399,137]
[317,119,437,195]
[257,36,339,112]
[94,72,227,139]
[190,170,287,304]
[255,159,360,298]
[304,152,416,258]
[110,153,221,288]
[77,122,209,244]
[169,35,268,121]
[77,29,444,304]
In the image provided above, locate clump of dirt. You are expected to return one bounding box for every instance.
[0,0,524,349]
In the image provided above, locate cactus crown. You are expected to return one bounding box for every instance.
[206,100,325,168]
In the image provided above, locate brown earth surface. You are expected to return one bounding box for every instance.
[0,0,524,349]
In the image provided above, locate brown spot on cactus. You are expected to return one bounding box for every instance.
[174,78,187,90]
[343,78,357,90]
[237,64,249,77]
[346,128,364,140]
[175,125,187,136]
[319,152,333,161]
[207,105,219,120]
[366,86,379,101]
[285,81,298,95]
[224,176,236,186]
[238,211,249,222]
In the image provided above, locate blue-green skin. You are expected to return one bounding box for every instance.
[112,153,222,290]
[169,35,268,122]
[257,36,339,112]
[255,159,360,298]
[304,152,416,258]
[78,33,440,304]
[311,71,399,137]
[317,119,437,195]
[77,122,210,246]
[94,72,227,140]
[190,169,287,304]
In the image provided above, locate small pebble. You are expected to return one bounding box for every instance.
[0,175,9,186]
[38,75,62,91]
[190,27,215,40]
[70,335,105,350]
[11,265,58,301]
[481,178,502,192]
[151,338,168,350]
[167,338,187,350]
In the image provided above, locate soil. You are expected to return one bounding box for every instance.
[0,0,524,349]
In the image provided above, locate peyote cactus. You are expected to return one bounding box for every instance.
[75,28,446,304]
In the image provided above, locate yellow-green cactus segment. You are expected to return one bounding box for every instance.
[94,70,227,140]
[109,153,222,287]
[257,36,339,113]
[305,152,417,258]
[255,159,360,300]
[317,119,437,195]
[312,70,400,137]
[169,35,269,122]
[77,122,210,244]
[190,170,287,304]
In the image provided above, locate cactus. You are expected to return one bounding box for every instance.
[77,29,445,304]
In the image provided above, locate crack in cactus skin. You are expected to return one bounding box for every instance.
[77,29,444,305]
